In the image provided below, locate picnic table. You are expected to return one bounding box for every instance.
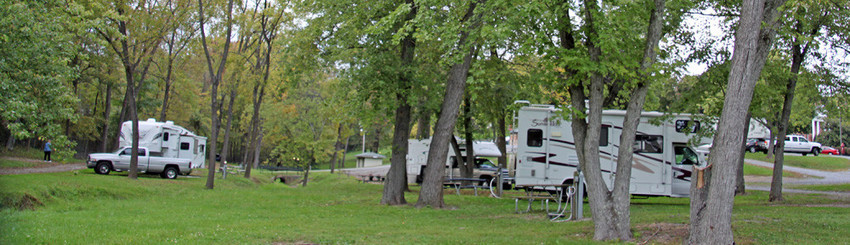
[443,178,487,196]
[514,183,574,220]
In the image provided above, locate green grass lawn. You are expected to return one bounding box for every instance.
[786,183,850,192]
[743,163,808,178]
[2,168,849,244]
[745,152,850,171]
[0,158,37,168]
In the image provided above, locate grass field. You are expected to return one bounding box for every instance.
[2,167,849,244]
[745,152,850,171]
[742,163,808,178]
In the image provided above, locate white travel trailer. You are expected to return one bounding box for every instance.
[119,119,208,168]
[406,138,503,184]
[512,103,711,197]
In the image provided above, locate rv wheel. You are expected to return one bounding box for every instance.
[95,162,111,175]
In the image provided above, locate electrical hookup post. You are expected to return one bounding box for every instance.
[222,161,228,179]
[570,170,584,220]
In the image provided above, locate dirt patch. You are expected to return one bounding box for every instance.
[634,223,688,245]
[8,193,44,211]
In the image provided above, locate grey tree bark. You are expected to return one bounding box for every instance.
[737,113,751,195]
[99,82,112,152]
[381,0,417,205]
[416,0,483,209]
[461,95,475,180]
[199,0,234,189]
[770,19,819,202]
[688,0,785,242]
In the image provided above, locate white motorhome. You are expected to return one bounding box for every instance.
[119,119,208,168]
[406,138,504,184]
[512,103,710,197]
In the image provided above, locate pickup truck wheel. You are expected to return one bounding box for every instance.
[749,147,757,153]
[812,148,820,156]
[162,167,178,179]
[95,162,111,175]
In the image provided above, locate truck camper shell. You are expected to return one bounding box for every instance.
[119,119,208,168]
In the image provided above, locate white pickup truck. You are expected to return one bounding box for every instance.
[87,146,193,179]
[782,135,822,156]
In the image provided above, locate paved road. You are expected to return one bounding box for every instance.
[744,154,850,185]
[744,154,850,198]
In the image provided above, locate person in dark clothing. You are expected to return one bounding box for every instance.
[44,140,52,162]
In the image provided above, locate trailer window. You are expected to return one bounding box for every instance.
[600,126,609,147]
[634,135,663,153]
[163,133,169,141]
[528,129,543,147]
[675,120,700,133]
[180,142,190,150]
[199,145,205,154]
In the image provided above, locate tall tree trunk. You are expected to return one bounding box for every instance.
[416,0,482,209]
[220,86,237,165]
[737,113,751,195]
[100,82,113,152]
[340,134,351,169]
[688,0,784,242]
[579,0,612,238]
[302,159,311,187]
[382,0,417,203]
[331,124,342,174]
[371,127,381,152]
[160,57,174,122]
[417,98,431,139]
[461,95,475,180]
[770,20,816,202]
[767,127,776,159]
[199,0,234,189]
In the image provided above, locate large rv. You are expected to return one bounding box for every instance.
[511,103,710,197]
[119,119,208,168]
[406,138,504,184]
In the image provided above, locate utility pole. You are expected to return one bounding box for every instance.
[361,128,366,153]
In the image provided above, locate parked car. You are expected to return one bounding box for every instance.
[822,146,839,155]
[746,138,768,153]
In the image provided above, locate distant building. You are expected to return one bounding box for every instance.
[355,152,385,168]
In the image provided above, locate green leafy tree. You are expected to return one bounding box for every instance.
[0,0,92,160]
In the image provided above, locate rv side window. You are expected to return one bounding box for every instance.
[634,135,663,153]
[600,126,609,147]
[180,142,190,150]
[675,120,700,133]
[200,145,205,154]
[163,133,169,141]
[528,129,543,147]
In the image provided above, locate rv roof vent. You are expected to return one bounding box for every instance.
[165,121,174,125]
[147,118,156,122]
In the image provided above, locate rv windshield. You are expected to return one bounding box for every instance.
[674,145,699,165]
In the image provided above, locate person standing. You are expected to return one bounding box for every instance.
[44,140,52,162]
